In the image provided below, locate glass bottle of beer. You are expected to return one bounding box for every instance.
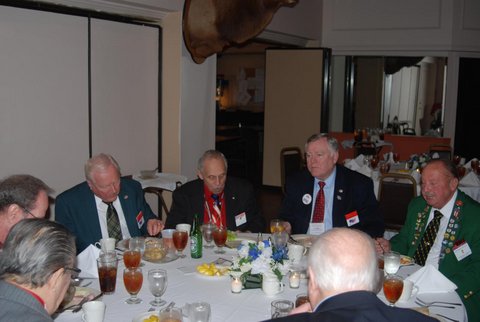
[190,213,203,258]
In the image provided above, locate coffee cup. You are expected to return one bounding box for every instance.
[81,301,105,322]
[262,273,284,296]
[94,238,116,253]
[398,279,418,302]
[287,243,306,263]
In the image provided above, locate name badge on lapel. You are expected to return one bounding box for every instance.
[453,241,472,261]
[235,212,247,227]
[136,211,145,229]
[345,211,360,227]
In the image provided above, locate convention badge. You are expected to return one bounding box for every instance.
[235,212,247,227]
[345,210,360,227]
[136,211,145,229]
[453,241,472,261]
[309,222,325,235]
[302,194,312,205]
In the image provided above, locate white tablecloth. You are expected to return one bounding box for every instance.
[378,264,467,322]
[55,235,308,322]
[133,172,188,192]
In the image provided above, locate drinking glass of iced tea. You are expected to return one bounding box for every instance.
[124,267,143,304]
[212,225,228,254]
[383,274,403,306]
[97,252,118,294]
[123,250,141,269]
[270,219,285,234]
[172,230,188,258]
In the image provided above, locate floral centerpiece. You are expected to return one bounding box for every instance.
[229,239,290,289]
[407,153,430,170]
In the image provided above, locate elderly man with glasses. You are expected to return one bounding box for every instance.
[0,219,77,321]
[0,174,52,248]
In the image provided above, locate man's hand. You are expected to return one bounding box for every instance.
[289,302,312,315]
[147,219,164,236]
[374,237,391,255]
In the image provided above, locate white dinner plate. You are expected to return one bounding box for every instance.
[290,234,319,248]
[226,236,256,249]
[132,311,158,322]
[60,287,102,311]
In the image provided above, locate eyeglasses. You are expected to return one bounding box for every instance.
[64,267,81,280]
[22,207,40,219]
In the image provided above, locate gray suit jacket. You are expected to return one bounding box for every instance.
[0,280,53,322]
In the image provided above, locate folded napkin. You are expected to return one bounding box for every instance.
[344,159,361,171]
[384,152,393,163]
[354,154,365,167]
[76,244,101,278]
[357,164,372,178]
[406,264,457,294]
[460,171,480,187]
[464,158,478,170]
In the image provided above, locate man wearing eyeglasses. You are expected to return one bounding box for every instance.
[0,174,52,248]
[55,153,164,253]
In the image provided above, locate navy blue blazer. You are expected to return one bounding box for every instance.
[165,177,264,232]
[55,178,157,253]
[279,165,384,237]
[267,291,438,322]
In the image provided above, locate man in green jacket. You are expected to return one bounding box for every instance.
[376,159,480,321]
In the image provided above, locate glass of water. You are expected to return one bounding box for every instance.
[383,251,401,275]
[147,268,167,307]
[201,223,216,248]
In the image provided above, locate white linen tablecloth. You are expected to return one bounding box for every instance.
[55,235,308,322]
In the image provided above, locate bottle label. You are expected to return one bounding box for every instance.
[191,235,202,258]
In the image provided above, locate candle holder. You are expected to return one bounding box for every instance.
[289,271,300,289]
[231,276,242,293]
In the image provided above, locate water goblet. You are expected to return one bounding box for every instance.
[123,267,143,304]
[392,152,400,163]
[272,230,288,249]
[270,219,285,234]
[212,225,228,254]
[383,251,401,275]
[201,222,216,248]
[383,274,403,307]
[148,268,167,307]
[172,230,188,258]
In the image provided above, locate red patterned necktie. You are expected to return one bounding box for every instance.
[312,181,326,223]
[211,194,222,226]
[413,210,443,266]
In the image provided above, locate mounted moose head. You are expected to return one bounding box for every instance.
[183,0,299,64]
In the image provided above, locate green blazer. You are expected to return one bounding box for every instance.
[390,190,480,322]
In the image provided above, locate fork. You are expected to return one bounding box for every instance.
[414,300,455,309]
[415,298,462,306]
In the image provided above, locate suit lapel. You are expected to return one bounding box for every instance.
[119,181,137,235]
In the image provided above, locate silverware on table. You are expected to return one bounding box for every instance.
[71,292,104,313]
[436,313,460,322]
[415,298,462,306]
[414,300,455,309]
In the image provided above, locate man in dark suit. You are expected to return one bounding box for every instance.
[55,153,164,253]
[267,228,437,322]
[279,133,384,237]
[165,150,264,232]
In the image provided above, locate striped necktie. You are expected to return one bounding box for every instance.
[211,194,222,226]
[413,210,443,266]
[312,181,326,223]
[104,202,122,241]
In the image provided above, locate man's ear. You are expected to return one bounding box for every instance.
[47,267,65,290]
[6,204,22,223]
[197,170,204,180]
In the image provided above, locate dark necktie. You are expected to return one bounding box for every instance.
[312,181,326,223]
[104,202,122,241]
[413,210,443,266]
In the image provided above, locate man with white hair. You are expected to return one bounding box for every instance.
[267,228,436,321]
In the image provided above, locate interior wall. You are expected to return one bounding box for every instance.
[354,57,383,129]
[263,49,325,187]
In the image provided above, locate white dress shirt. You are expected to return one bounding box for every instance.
[425,191,458,268]
[94,195,131,240]
[308,168,337,233]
